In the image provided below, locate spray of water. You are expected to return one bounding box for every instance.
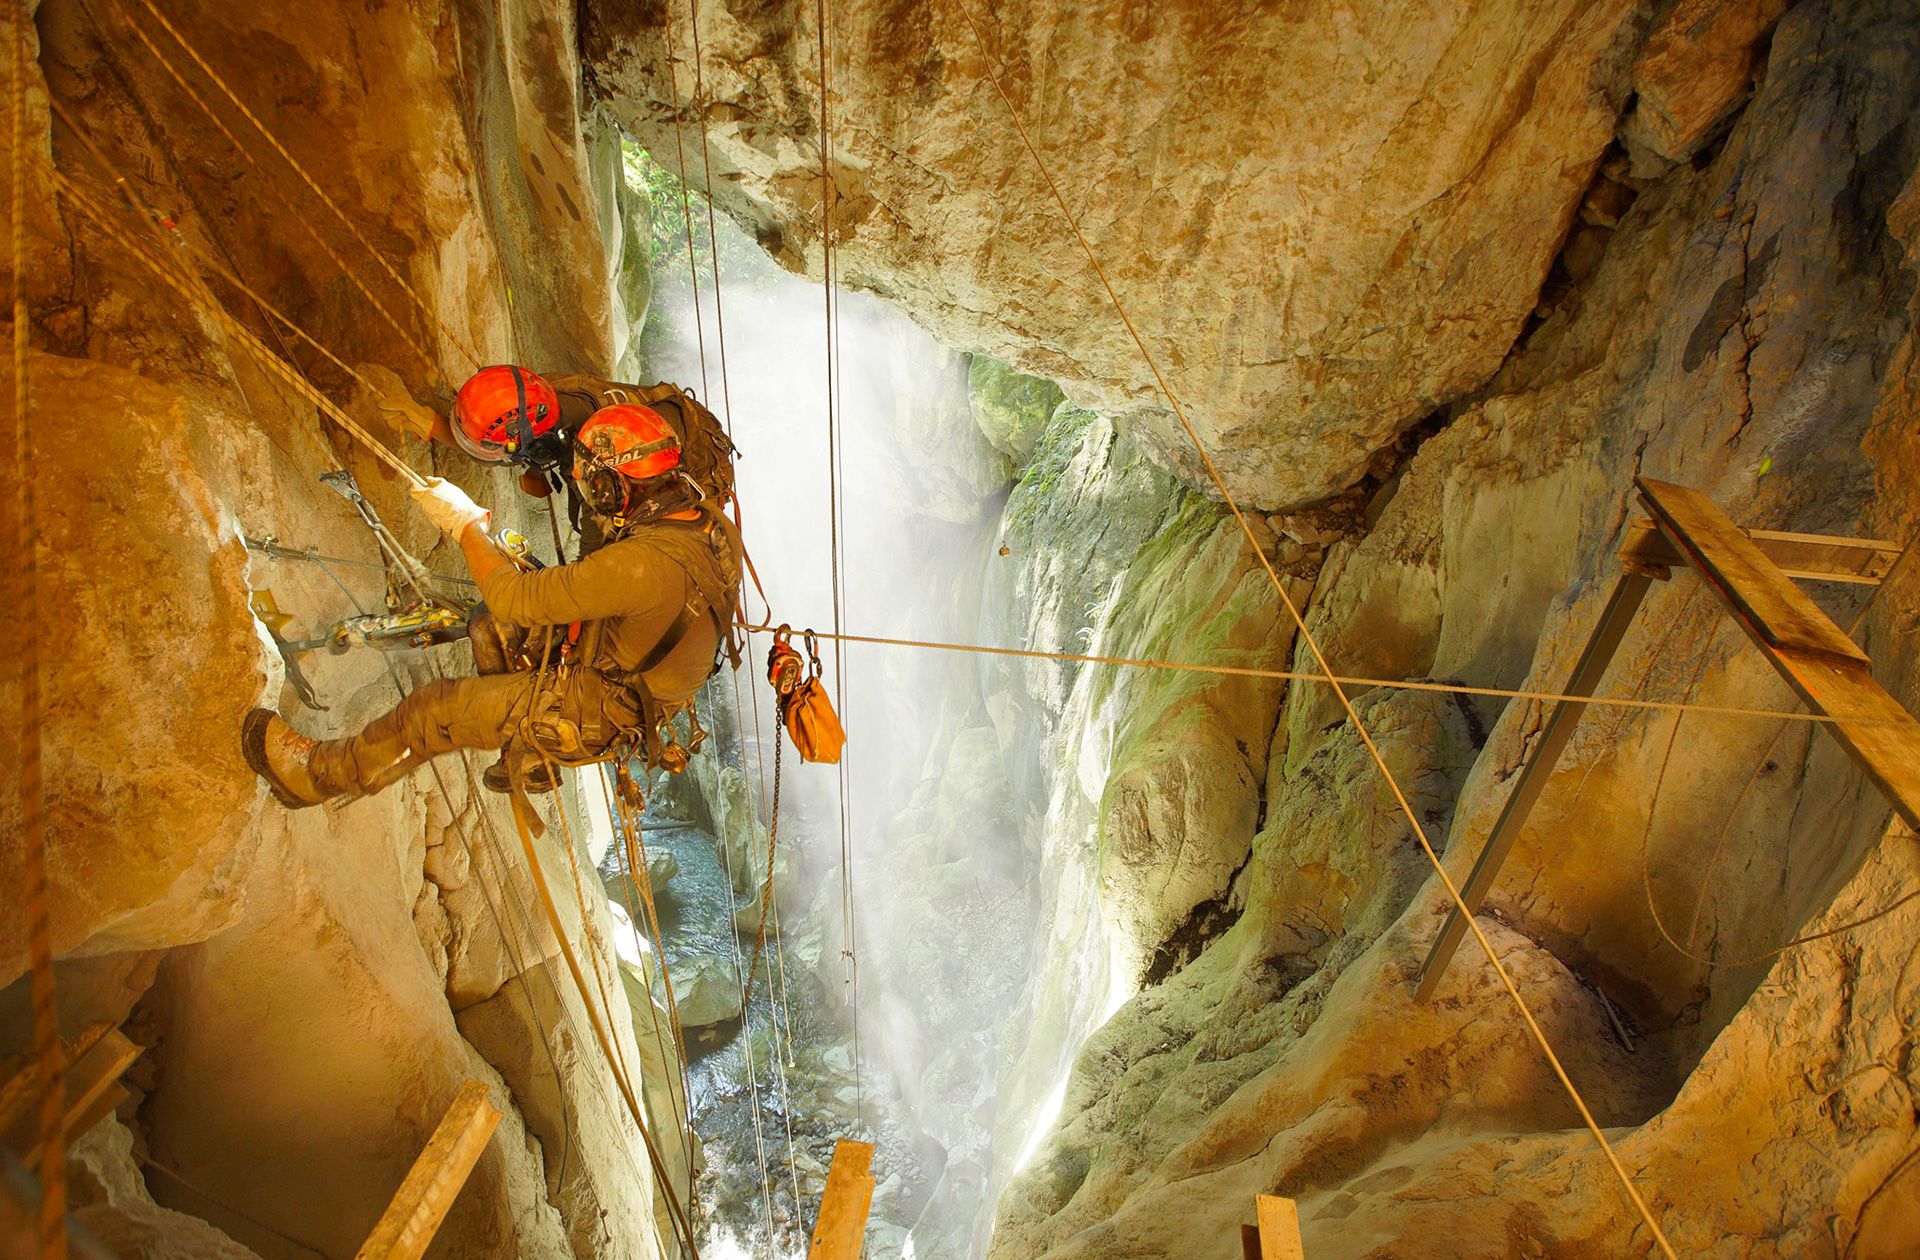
[587,146,1146,1259]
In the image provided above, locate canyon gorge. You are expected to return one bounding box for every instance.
[3,0,1920,1257]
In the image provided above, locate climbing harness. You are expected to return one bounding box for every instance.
[767,626,846,764]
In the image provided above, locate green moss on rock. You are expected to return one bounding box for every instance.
[969,355,1067,467]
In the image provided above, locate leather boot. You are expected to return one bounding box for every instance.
[241,708,334,808]
[482,751,557,795]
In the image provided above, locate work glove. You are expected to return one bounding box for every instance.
[410,477,491,538]
[353,363,440,441]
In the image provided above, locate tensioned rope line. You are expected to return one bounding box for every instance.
[124,0,484,375]
[509,776,698,1260]
[52,169,421,483]
[12,1,67,1253]
[952,6,1678,1254]
[675,2,808,1194]
[601,770,699,1186]
[746,622,1865,726]
[658,21,785,1243]
[1634,576,1920,971]
[813,0,865,1130]
[96,0,443,383]
[684,1,735,439]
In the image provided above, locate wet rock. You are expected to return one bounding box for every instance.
[968,356,1065,469]
[667,955,745,1028]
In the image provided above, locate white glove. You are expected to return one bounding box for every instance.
[410,477,491,538]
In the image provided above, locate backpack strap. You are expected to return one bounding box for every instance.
[622,509,740,682]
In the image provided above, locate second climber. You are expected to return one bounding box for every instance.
[366,364,732,556]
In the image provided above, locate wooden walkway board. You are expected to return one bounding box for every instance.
[1638,478,1869,662]
[806,1138,876,1260]
[1771,645,1920,833]
[1245,1195,1304,1260]
[1419,479,1920,1002]
[1620,520,1899,585]
[2,1025,140,1169]
[354,1081,500,1260]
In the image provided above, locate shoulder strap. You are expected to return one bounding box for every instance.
[624,511,739,679]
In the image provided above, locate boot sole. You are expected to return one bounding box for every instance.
[481,760,558,795]
[241,707,321,810]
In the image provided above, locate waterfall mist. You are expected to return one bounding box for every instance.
[605,149,1135,1258]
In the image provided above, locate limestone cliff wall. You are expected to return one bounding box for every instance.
[980,1,1920,1256]
[584,0,1663,510]
[1,2,668,1256]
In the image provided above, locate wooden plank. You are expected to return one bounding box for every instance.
[1765,646,1920,834]
[806,1139,876,1260]
[1638,479,1869,661]
[1255,1195,1305,1260]
[1415,571,1654,999]
[1241,1222,1263,1260]
[354,1081,500,1260]
[5,1028,138,1168]
[1620,520,1898,585]
[0,1023,113,1139]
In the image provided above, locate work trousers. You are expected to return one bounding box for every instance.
[306,672,540,796]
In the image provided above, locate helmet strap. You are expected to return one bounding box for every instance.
[608,473,704,532]
[508,365,532,459]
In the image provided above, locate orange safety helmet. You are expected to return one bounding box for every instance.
[573,404,686,522]
[573,403,682,481]
[452,366,560,462]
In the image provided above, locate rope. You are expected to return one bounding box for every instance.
[120,0,484,374]
[661,16,787,1242]
[745,622,1862,726]
[685,0,735,436]
[813,0,865,1130]
[11,1,66,1251]
[742,732,783,999]
[506,783,700,1258]
[95,0,443,383]
[1635,610,1920,971]
[686,691,778,1247]
[51,168,424,486]
[662,40,712,396]
[602,767,699,1196]
[952,7,1678,1253]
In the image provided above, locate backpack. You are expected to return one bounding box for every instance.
[635,382,737,505]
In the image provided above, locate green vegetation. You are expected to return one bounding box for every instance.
[621,140,778,286]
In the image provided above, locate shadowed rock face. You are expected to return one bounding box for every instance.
[583,0,1659,509]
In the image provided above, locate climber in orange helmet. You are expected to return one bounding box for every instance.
[242,402,743,805]
[371,365,714,537]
